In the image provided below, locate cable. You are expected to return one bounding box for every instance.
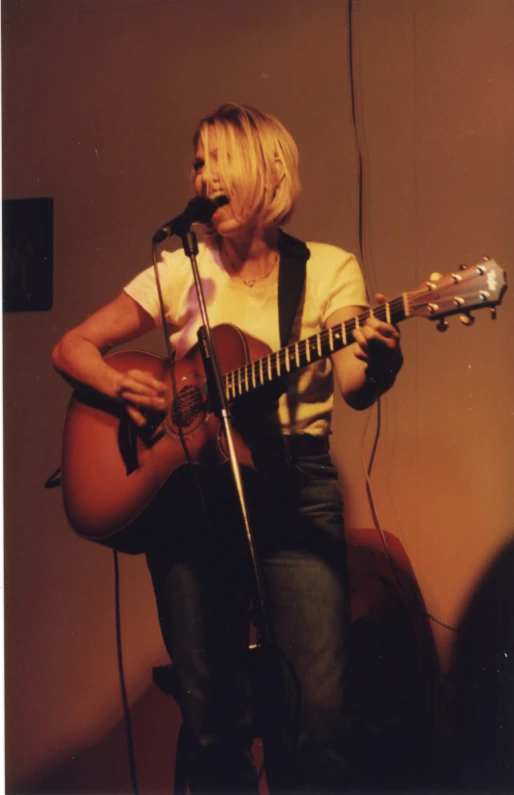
[347,0,385,537]
[151,240,216,520]
[152,238,305,770]
[347,0,364,273]
[43,467,62,489]
[151,240,254,620]
[346,0,455,634]
[347,0,374,297]
[113,550,140,795]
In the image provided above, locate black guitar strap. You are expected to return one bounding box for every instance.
[277,229,310,347]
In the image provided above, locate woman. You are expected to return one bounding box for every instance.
[53,103,403,792]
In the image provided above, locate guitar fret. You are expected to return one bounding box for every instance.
[285,349,291,373]
[244,365,249,392]
[402,292,410,317]
[276,352,281,377]
[267,355,272,382]
[259,357,264,386]
[316,333,322,358]
[295,342,300,368]
[305,338,311,362]
[385,302,391,324]
[342,323,347,346]
[328,326,334,351]
[251,362,256,389]
[237,367,242,396]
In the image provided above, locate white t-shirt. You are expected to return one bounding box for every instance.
[124,239,367,436]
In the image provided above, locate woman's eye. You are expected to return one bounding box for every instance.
[193,159,204,172]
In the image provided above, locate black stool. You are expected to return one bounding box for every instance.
[152,643,266,794]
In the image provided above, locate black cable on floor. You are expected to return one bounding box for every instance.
[113,549,140,795]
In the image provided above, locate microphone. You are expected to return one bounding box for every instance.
[153,195,229,243]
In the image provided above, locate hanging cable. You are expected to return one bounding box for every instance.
[347,0,455,633]
[347,0,384,524]
[113,550,140,795]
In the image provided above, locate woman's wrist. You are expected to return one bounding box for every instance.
[104,365,124,400]
[365,363,398,394]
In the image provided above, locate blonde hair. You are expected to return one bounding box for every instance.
[192,103,301,230]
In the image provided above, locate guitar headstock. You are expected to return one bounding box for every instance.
[408,258,507,330]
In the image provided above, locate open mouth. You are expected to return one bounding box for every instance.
[209,193,230,205]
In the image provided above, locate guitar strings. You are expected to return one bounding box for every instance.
[224,296,408,397]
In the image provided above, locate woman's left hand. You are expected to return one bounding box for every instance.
[351,293,403,385]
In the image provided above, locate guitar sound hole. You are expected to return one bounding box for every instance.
[171,385,204,428]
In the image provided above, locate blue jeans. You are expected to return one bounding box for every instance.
[145,448,350,793]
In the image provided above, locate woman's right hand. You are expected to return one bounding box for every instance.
[53,292,170,426]
[111,367,168,427]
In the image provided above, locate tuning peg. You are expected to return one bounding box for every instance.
[429,272,443,281]
[483,255,491,262]
[436,318,449,332]
[459,313,475,326]
[491,307,497,320]
[458,264,468,271]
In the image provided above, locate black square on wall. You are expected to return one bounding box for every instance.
[2,197,54,312]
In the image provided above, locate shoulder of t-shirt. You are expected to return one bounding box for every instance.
[305,241,357,267]
[303,241,368,316]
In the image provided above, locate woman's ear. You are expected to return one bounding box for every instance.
[271,157,286,200]
[274,156,285,187]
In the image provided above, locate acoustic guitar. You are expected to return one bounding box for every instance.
[60,258,506,546]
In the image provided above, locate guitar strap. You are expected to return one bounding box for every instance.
[277,229,310,347]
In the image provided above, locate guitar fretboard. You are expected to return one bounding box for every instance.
[223,294,408,400]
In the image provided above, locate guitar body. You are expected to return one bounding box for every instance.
[61,324,271,544]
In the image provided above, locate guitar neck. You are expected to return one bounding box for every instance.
[224,294,409,400]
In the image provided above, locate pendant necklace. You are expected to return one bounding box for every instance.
[223,244,279,288]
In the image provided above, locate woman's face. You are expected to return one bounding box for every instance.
[192,130,257,239]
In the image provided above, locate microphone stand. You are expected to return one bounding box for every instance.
[152,216,295,773]
[176,227,272,647]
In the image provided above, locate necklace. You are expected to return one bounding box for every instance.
[223,244,279,288]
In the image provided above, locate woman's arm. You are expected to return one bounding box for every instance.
[52,291,168,426]
[327,300,403,410]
